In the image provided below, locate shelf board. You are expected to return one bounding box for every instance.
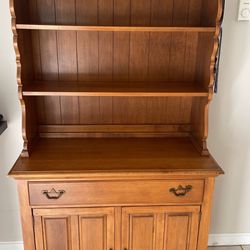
[22,82,208,97]
[9,138,223,178]
[16,24,216,33]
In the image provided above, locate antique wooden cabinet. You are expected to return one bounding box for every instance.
[9,0,224,249]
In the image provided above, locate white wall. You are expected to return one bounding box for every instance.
[208,0,250,234]
[0,0,23,242]
[0,0,250,244]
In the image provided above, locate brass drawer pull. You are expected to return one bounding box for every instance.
[42,188,65,200]
[169,185,192,197]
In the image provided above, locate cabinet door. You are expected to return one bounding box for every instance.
[122,206,200,250]
[78,207,115,250]
[33,207,115,250]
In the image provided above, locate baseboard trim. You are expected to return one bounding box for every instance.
[1,234,250,249]
[0,242,23,250]
[209,233,250,246]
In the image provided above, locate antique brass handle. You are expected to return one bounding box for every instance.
[42,188,65,199]
[169,185,192,197]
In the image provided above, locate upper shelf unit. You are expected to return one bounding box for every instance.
[13,0,220,28]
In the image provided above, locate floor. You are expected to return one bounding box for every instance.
[208,246,250,250]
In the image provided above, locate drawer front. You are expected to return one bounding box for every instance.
[29,180,204,206]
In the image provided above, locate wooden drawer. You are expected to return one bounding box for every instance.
[28,180,204,206]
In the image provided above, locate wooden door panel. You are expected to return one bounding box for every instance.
[131,215,155,250]
[164,215,190,250]
[43,217,70,250]
[122,206,200,250]
[80,217,106,250]
[78,207,115,250]
[34,215,74,250]
[33,207,115,250]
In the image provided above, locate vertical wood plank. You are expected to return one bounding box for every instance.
[29,1,42,80]
[60,97,80,124]
[165,97,181,123]
[197,178,215,250]
[58,30,79,124]
[151,0,173,26]
[148,33,171,81]
[39,30,58,81]
[98,32,113,81]
[146,97,168,124]
[172,0,189,26]
[168,33,186,82]
[77,32,99,82]
[98,0,114,123]
[115,207,122,250]
[56,33,77,79]
[131,0,151,26]
[34,216,44,250]
[113,0,131,125]
[113,97,147,124]
[129,0,150,80]
[36,0,56,24]
[113,33,130,81]
[114,0,131,25]
[188,0,202,26]
[129,32,149,81]
[100,97,113,124]
[55,0,76,25]
[17,181,36,250]
[37,0,62,125]
[183,33,199,82]
[189,211,200,250]
[55,0,79,124]
[77,0,98,81]
[36,97,46,124]
[76,0,100,125]
[71,215,80,250]
[98,0,114,81]
[98,0,114,25]
[43,96,62,124]
[178,97,193,123]
[155,213,165,250]
[79,97,100,124]
[76,0,98,25]
[114,0,130,81]
[31,31,42,80]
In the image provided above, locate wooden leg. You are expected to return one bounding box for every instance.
[17,180,36,250]
[197,177,215,250]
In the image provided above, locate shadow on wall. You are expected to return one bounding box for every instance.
[208,0,250,234]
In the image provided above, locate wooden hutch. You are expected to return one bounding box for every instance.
[9,0,224,249]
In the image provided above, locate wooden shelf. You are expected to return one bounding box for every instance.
[22,81,208,97]
[9,138,223,178]
[16,24,216,33]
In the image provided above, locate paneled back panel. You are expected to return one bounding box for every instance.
[26,0,217,26]
[36,97,193,125]
[31,30,202,83]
